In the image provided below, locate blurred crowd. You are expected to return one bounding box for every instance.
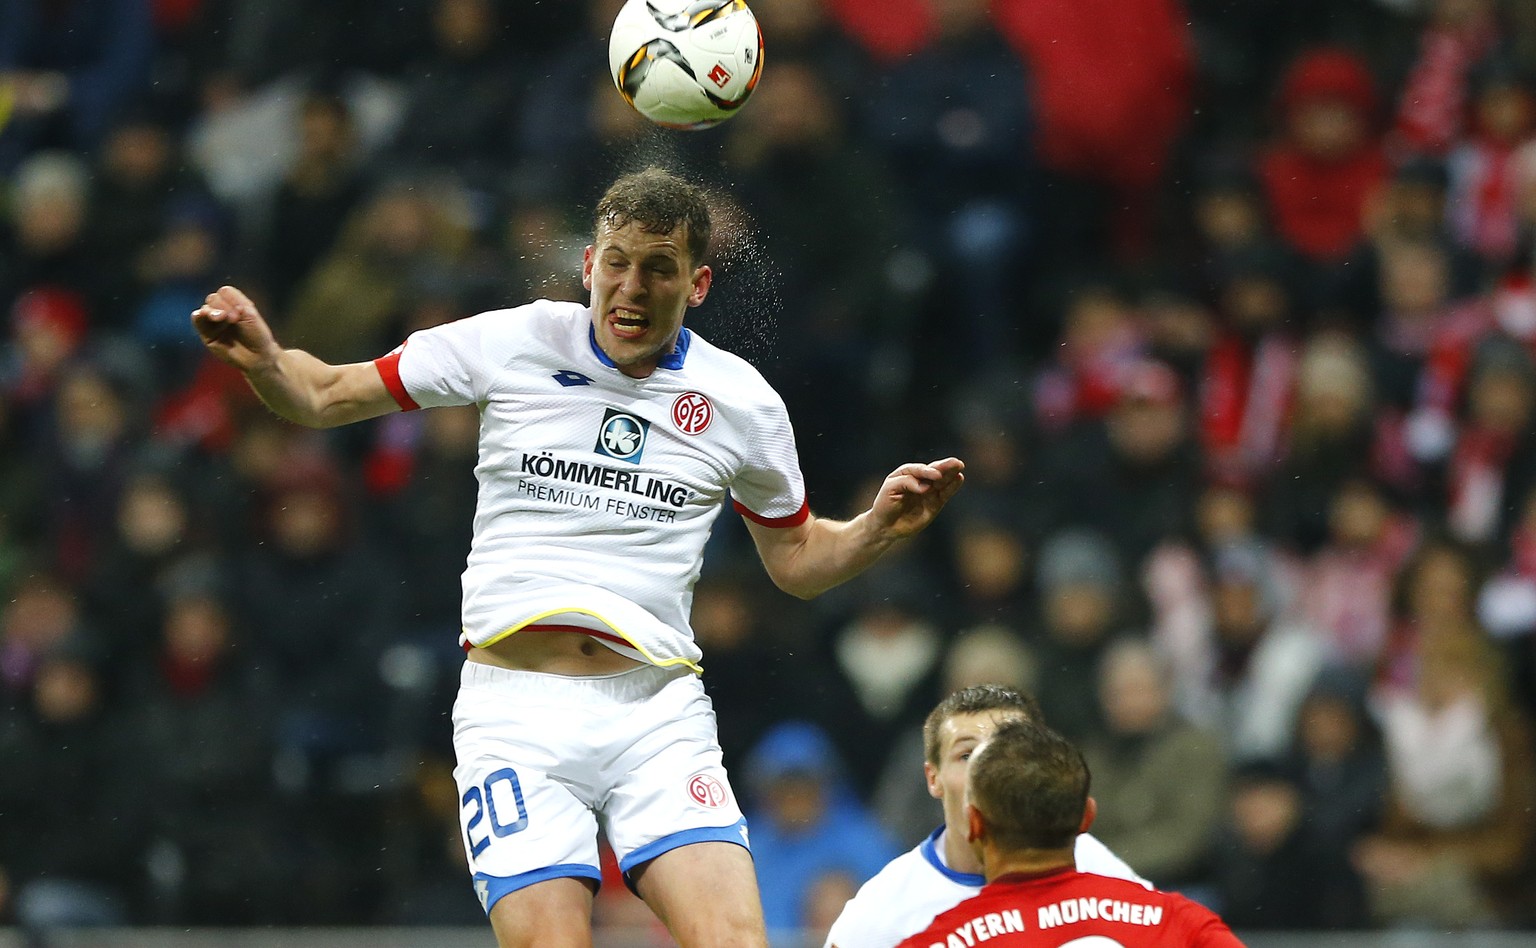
[3,0,1536,940]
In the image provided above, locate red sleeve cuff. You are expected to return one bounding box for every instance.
[733,497,810,528]
[374,349,420,411]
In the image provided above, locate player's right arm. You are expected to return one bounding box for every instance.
[191,284,399,428]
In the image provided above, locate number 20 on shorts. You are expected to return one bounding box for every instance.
[462,767,530,857]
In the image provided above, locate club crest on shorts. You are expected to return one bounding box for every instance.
[687,772,727,808]
[594,408,650,463]
[671,391,713,434]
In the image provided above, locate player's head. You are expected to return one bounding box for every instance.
[582,167,713,378]
[923,684,1044,830]
[924,684,1043,766]
[592,167,713,264]
[965,719,1093,858]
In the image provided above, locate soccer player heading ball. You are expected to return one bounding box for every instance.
[192,167,965,947]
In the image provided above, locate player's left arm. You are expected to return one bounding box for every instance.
[745,458,964,600]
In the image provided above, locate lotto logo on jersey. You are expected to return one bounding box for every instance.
[595,409,650,464]
[671,392,713,434]
[687,773,727,808]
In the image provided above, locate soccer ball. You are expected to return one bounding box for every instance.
[609,0,763,130]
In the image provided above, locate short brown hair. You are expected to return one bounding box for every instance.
[593,166,712,265]
[968,719,1089,851]
[923,684,1044,765]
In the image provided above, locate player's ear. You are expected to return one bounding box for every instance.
[966,804,986,844]
[924,761,942,800]
[1079,796,1098,835]
[687,264,712,307]
[581,245,595,291]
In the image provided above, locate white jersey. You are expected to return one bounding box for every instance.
[825,827,1150,948]
[376,300,807,672]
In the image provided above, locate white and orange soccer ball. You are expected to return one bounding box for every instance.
[609,0,763,130]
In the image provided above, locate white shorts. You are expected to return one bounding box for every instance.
[452,660,748,913]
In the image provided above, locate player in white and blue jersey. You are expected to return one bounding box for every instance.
[192,166,965,948]
[826,685,1150,948]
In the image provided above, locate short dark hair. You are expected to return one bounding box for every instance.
[923,684,1044,765]
[967,719,1089,851]
[593,166,712,265]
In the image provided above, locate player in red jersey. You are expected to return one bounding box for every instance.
[897,720,1244,948]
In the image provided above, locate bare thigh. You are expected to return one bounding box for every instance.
[487,876,599,948]
[630,841,767,948]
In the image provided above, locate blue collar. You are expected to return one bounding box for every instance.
[588,324,692,371]
[921,826,985,886]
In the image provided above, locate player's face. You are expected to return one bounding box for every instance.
[926,710,1025,832]
[582,219,711,379]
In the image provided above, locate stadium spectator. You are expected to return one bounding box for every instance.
[1439,339,1536,545]
[947,519,1032,631]
[743,721,899,940]
[1026,528,1128,743]
[1380,536,1491,690]
[0,572,91,702]
[85,109,216,326]
[120,590,284,924]
[1357,630,1536,926]
[814,563,946,794]
[1037,360,1205,570]
[1198,247,1302,483]
[860,0,1035,366]
[280,177,475,364]
[1030,283,1148,436]
[2,287,89,422]
[0,153,103,331]
[1296,477,1419,667]
[1264,332,1390,552]
[1081,638,1228,889]
[386,0,522,190]
[1258,47,1389,265]
[1445,60,1536,267]
[0,644,134,932]
[258,91,370,314]
[1210,761,1319,928]
[235,456,401,792]
[80,471,209,668]
[1390,0,1500,157]
[1159,539,1326,763]
[1281,667,1386,925]
[36,363,146,583]
[0,0,154,171]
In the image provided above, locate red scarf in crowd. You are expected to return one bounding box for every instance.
[1447,424,1519,543]
[1200,332,1298,479]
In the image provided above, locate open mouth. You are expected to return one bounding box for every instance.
[609,309,649,339]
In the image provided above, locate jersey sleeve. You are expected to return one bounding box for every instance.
[374,313,492,410]
[729,388,809,527]
[825,890,900,948]
[1074,833,1153,889]
[1168,893,1247,947]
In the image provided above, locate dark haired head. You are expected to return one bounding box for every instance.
[967,719,1089,851]
[593,167,712,266]
[923,684,1043,765]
